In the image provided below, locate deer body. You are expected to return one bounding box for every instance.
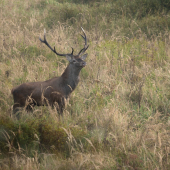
[12,28,89,116]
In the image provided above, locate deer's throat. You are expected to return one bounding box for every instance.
[61,65,81,94]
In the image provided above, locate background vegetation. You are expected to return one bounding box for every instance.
[0,0,170,169]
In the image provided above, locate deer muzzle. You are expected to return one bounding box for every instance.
[82,62,86,67]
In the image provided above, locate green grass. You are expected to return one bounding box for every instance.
[33,0,170,38]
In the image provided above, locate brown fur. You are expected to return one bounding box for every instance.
[11,64,80,116]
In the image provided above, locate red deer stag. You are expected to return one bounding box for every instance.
[11,27,89,116]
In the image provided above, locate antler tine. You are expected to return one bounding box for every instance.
[71,47,74,55]
[78,27,89,56]
[39,29,73,57]
[81,27,87,45]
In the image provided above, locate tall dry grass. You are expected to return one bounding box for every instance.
[1,0,170,169]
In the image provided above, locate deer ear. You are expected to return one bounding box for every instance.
[81,53,88,60]
[66,55,73,62]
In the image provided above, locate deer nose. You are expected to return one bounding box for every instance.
[82,61,86,67]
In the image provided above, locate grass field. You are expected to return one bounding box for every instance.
[0,0,170,169]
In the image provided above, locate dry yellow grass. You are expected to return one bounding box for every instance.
[1,0,170,169]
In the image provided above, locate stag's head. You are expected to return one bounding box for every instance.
[66,54,87,68]
[39,27,89,70]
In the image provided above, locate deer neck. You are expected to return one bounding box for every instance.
[61,64,81,96]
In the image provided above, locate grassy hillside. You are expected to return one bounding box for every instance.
[0,0,170,169]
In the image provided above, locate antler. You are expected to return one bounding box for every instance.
[78,27,89,56]
[39,29,74,57]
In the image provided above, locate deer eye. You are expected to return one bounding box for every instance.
[72,59,76,63]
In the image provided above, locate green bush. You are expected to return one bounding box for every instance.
[0,114,88,156]
[39,0,170,38]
